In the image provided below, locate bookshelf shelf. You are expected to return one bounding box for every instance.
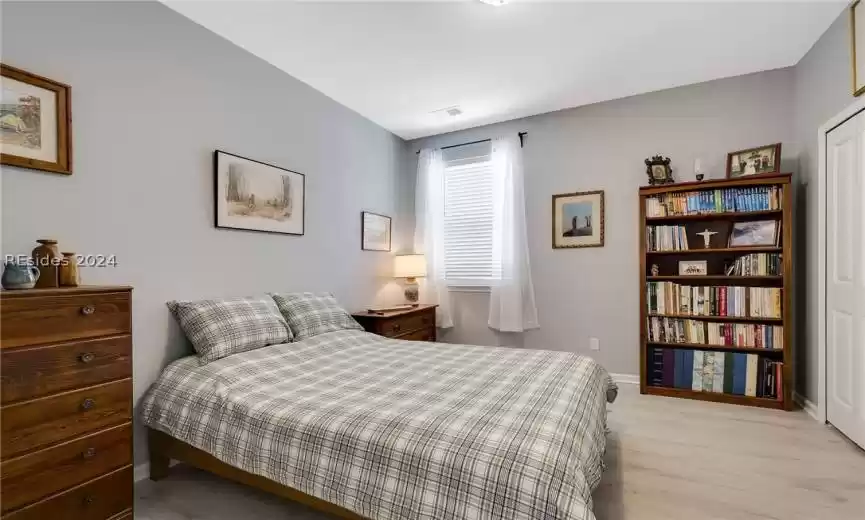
[644,386,784,409]
[647,275,782,282]
[645,209,782,222]
[639,173,793,410]
[647,313,782,323]
[646,247,782,255]
[646,341,783,354]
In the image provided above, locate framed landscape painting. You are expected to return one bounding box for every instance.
[552,190,605,249]
[0,64,72,174]
[361,211,391,251]
[214,150,305,235]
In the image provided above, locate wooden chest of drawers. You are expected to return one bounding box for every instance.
[352,304,437,342]
[0,286,133,520]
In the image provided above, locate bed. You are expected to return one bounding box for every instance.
[141,329,617,520]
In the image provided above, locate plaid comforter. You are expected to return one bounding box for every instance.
[141,330,616,520]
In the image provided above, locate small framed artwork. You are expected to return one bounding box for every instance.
[728,220,779,248]
[678,260,707,276]
[361,211,391,251]
[214,150,305,235]
[552,190,605,249]
[726,143,781,179]
[644,155,674,185]
[852,0,865,96]
[0,64,72,175]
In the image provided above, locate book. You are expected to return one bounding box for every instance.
[662,348,675,388]
[712,351,725,393]
[702,352,715,392]
[745,354,759,397]
[732,353,747,395]
[692,351,704,391]
[723,352,735,393]
[682,350,694,389]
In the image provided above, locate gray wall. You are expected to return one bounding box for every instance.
[0,1,409,464]
[408,68,797,377]
[794,12,853,401]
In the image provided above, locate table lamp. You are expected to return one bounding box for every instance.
[393,254,426,303]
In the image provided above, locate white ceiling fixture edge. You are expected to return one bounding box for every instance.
[164,1,846,140]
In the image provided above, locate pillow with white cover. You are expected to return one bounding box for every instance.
[269,292,362,340]
[167,296,291,364]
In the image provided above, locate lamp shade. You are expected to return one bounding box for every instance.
[393,254,426,278]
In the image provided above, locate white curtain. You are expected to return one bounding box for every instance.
[415,149,454,329]
[488,135,539,332]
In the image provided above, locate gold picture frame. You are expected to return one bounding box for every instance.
[0,64,72,175]
[852,0,865,96]
[552,190,605,249]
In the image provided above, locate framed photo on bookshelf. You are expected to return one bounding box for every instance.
[728,220,779,247]
[726,143,781,179]
[678,260,707,276]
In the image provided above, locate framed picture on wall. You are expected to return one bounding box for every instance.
[852,0,865,96]
[213,150,305,235]
[361,211,391,251]
[0,64,72,175]
[552,190,605,249]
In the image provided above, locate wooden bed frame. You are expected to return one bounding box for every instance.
[148,428,363,519]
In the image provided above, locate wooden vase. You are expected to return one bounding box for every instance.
[31,239,60,288]
[59,252,80,287]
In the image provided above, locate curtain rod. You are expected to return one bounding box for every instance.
[415,132,527,155]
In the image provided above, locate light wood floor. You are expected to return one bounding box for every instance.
[135,384,865,520]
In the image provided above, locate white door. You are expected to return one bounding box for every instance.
[826,110,865,449]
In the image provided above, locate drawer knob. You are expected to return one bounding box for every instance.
[80,304,96,315]
[83,495,95,505]
[82,447,96,459]
[81,398,95,410]
[79,352,95,364]
[392,324,401,332]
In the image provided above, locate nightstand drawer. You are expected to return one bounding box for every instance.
[395,327,436,342]
[383,311,434,337]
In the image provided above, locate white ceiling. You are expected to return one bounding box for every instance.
[166,1,846,140]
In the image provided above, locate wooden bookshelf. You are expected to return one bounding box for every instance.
[639,173,793,410]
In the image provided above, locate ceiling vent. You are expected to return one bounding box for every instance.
[432,106,463,118]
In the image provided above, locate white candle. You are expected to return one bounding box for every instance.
[694,158,702,174]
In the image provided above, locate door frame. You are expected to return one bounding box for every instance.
[817,96,865,424]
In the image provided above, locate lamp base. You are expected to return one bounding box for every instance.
[404,277,419,303]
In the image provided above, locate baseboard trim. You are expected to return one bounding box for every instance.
[134,460,180,483]
[794,392,820,422]
[610,373,640,385]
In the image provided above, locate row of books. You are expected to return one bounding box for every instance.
[647,316,783,349]
[649,348,783,399]
[645,186,783,217]
[646,225,689,251]
[647,282,782,318]
[726,253,782,276]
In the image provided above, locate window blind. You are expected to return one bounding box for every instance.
[443,159,500,286]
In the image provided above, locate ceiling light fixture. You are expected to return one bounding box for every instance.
[479,0,508,6]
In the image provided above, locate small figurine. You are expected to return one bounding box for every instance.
[650,264,660,276]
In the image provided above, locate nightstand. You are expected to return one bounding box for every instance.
[352,304,437,342]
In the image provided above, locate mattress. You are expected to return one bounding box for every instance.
[141,329,616,520]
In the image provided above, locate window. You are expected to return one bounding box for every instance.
[442,146,500,286]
